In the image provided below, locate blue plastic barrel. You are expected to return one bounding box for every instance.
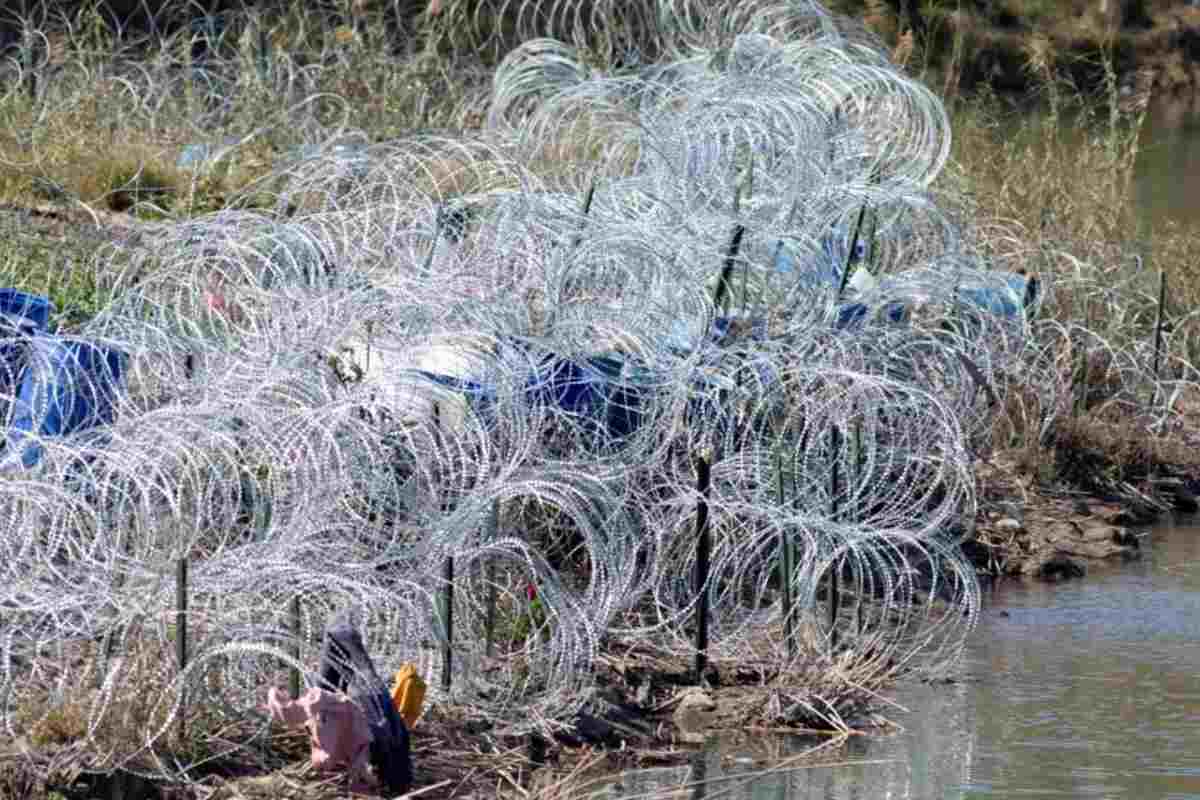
[0,289,54,331]
[4,338,126,469]
[0,290,54,445]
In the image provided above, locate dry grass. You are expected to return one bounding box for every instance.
[0,628,891,800]
[0,4,493,220]
[917,20,1200,506]
[0,99,267,218]
[1050,414,1200,485]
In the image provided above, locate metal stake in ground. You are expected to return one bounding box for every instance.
[289,594,302,700]
[1152,269,1168,407]
[712,225,747,315]
[431,400,454,693]
[852,419,865,637]
[775,451,795,658]
[570,179,597,251]
[694,454,713,682]
[484,501,499,658]
[442,556,454,692]
[829,425,841,651]
[176,558,188,744]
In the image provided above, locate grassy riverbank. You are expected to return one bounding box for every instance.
[1,2,1199,799]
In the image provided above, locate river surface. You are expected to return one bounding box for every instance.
[593,516,1200,800]
[969,94,1200,235]
[1132,96,1200,232]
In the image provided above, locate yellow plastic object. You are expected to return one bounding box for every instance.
[391,663,426,730]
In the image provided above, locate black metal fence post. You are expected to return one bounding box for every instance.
[484,501,498,658]
[289,594,302,699]
[1152,269,1167,407]
[775,451,794,658]
[829,425,841,650]
[430,400,454,693]
[570,179,597,251]
[176,558,189,744]
[853,419,864,636]
[694,455,713,681]
[442,556,454,692]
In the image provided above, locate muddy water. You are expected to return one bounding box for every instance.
[966,95,1200,235]
[1133,96,1200,231]
[596,516,1200,800]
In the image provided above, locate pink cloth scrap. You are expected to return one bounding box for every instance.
[204,275,246,325]
[267,686,375,789]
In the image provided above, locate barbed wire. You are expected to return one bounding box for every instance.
[1,1,1194,785]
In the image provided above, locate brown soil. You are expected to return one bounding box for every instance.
[968,454,1149,580]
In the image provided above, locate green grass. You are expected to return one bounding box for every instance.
[0,212,109,332]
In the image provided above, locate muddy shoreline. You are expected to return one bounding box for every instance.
[967,440,1199,581]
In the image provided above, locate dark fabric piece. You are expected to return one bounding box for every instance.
[317,615,414,795]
